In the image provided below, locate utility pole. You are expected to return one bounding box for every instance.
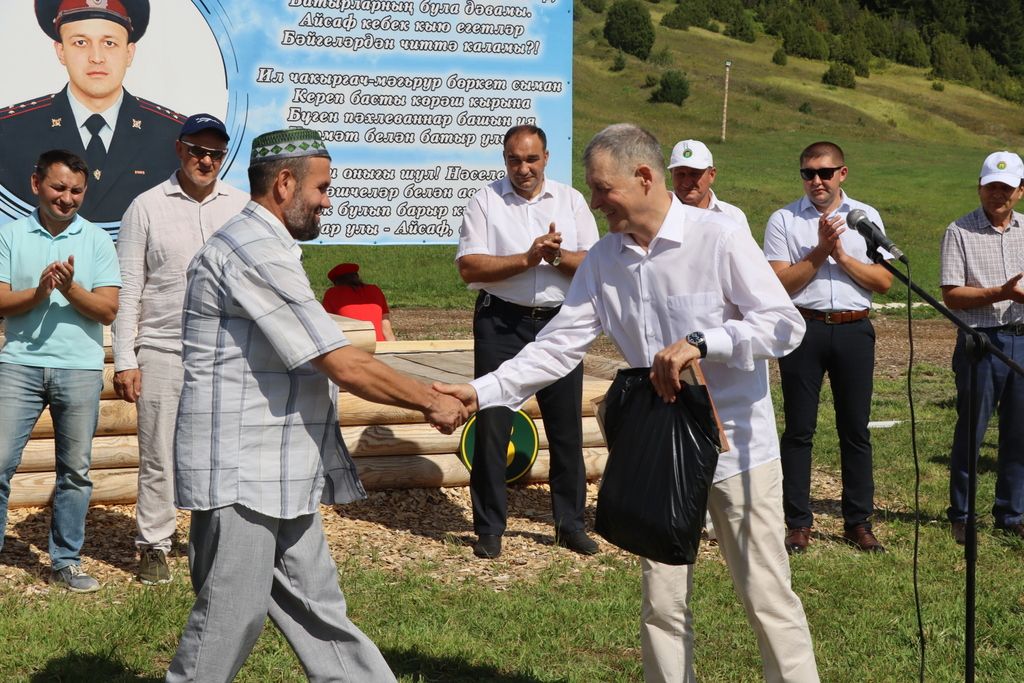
[721,60,732,143]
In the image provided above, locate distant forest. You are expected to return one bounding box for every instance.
[591,0,1024,102]
[753,0,1023,99]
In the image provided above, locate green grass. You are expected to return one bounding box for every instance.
[7,11,1024,682]
[4,340,1024,680]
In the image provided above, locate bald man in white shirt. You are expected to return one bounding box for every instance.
[438,124,819,683]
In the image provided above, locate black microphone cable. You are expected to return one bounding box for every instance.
[903,260,926,682]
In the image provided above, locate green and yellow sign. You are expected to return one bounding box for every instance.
[458,410,539,483]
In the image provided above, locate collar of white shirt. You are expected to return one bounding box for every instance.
[498,176,555,202]
[68,88,124,149]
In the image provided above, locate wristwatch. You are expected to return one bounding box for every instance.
[686,331,707,358]
[550,250,562,267]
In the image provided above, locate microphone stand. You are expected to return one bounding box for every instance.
[863,240,1024,683]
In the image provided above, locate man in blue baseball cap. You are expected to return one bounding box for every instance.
[0,0,184,227]
[111,112,247,585]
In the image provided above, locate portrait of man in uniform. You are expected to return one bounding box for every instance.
[0,0,184,226]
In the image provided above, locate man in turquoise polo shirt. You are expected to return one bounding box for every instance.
[0,149,121,592]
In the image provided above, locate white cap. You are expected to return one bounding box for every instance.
[668,140,714,170]
[979,151,1024,187]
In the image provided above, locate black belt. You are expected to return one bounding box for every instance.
[977,323,1024,336]
[480,292,561,320]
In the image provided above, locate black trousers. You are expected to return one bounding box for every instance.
[471,292,586,537]
[778,317,876,530]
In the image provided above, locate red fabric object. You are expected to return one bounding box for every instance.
[322,285,390,341]
[327,262,359,280]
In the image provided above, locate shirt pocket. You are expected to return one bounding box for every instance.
[665,291,722,336]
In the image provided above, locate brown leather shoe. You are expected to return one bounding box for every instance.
[785,527,812,555]
[951,521,966,545]
[844,524,886,553]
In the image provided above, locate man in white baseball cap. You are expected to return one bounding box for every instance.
[940,150,1024,544]
[667,139,750,231]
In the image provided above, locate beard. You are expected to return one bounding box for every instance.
[283,198,322,241]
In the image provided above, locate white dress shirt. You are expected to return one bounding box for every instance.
[762,190,889,311]
[456,177,599,307]
[706,189,750,233]
[112,173,249,370]
[472,195,805,483]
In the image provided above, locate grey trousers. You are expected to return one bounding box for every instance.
[135,347,182,552]
[166,504,396,683]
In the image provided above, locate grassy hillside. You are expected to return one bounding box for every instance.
[308,6,1024,308]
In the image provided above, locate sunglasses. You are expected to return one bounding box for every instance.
[800,166,843,181]
[180,140,227,161]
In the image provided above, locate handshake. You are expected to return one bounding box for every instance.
[421,382,481,434]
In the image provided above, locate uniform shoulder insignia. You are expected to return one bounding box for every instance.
[0,93,57,121]
[136,97,186,123]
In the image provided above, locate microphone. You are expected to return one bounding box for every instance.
[846,209,907,264]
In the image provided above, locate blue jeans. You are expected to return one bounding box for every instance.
[0,363,102,569]
[948,329,1024,527]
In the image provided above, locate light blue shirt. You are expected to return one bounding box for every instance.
[0,211,121,369]
[763,191,889,311]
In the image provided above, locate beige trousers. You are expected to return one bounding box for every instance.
[134,347,184,552]
[640,459,819,683]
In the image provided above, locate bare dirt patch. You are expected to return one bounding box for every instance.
[0,312,958,591]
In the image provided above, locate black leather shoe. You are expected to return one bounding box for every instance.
[556,530,599,556]
[951,521,966,545]
[473,534,502,559]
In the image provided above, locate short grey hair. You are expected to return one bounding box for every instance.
[583,124,665,179]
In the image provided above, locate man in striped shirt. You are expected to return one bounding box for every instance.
[940,150,1024,544]
[165,129,466,683]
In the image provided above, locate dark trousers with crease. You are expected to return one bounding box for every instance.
[471,292,586,537]
[778,317,877,531]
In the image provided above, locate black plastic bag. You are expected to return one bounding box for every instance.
[595,368,721,565]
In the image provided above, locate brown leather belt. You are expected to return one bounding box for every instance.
[797,307,870,324]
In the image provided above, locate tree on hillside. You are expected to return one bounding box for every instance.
[968,1,1024,76]
[782,23,830,60]
[930,32,978,84]
[725,10,757,43]
[604,0,655,60]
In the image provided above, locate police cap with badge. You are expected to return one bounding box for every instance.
[36,0,150,43]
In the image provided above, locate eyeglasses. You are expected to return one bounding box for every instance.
[180,140,227,161]
[800,166,843,181]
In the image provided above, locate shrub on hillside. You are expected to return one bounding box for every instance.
[679,0,713,30]
[772,47,788,66]
[649,70,690,106]
[709,0,744,26]
[610,50,626,72]
[581,0,606,12]
[643,74,659,88]
[660,5,688,30]
[604,0,655,61]
[822,62,856,89]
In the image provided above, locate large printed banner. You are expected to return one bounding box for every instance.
[0,0,573,244]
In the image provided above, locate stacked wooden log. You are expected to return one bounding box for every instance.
[5,318,615,508]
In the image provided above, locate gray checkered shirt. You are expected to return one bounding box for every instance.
[940,206,1024,328]
[174,201,366,518]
